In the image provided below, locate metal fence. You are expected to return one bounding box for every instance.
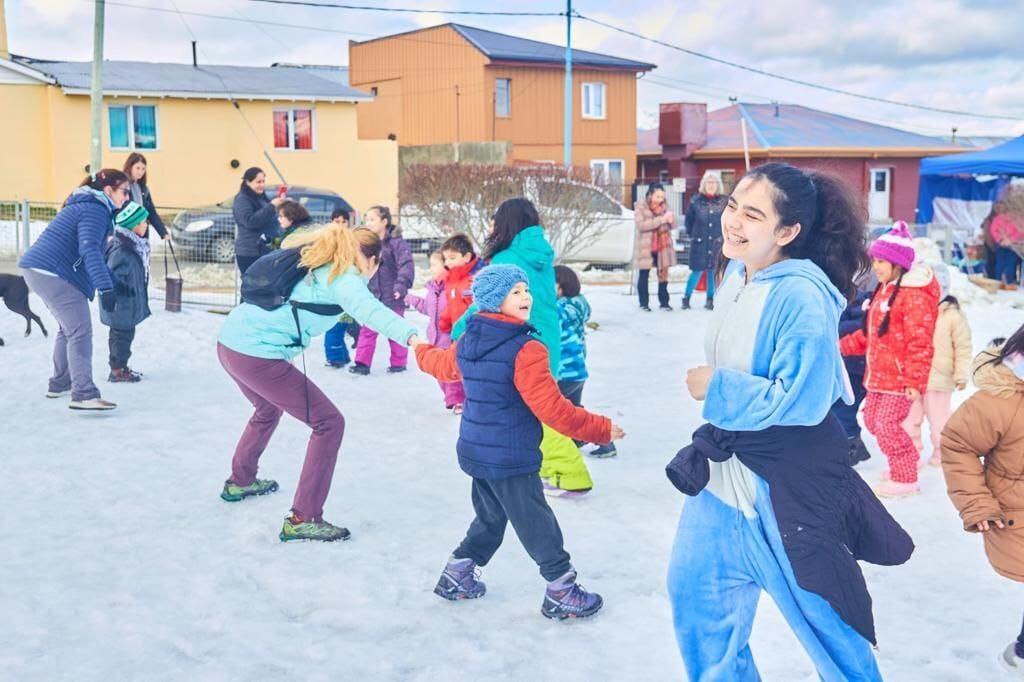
[0,200,239,310]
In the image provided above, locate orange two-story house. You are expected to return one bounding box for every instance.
[349,23,654,199]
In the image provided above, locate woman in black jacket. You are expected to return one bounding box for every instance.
[233,167,286,274]
[123,152,168,241]
[682,172,727,310]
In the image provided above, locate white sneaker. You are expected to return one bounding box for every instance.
[45,389,71,399]
[69,398,117,411]
[1001,643,1024,676]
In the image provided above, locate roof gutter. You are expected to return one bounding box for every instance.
[691,146,970,159]
[60,87,372,103]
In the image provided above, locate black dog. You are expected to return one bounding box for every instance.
[0,274,48,346]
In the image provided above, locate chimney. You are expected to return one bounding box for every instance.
[191,41,197,67]
[0,0,10,60]
[658,102,707,183]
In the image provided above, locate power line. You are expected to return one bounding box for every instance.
[247,0,565,16]
[577,13,1022,122]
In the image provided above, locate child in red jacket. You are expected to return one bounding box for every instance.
[416,264,624,619]
[840,221,940,497]
[438,233,483,334]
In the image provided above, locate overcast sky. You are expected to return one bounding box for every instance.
[7,0,1023,139]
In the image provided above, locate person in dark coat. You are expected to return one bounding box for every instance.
[100,202,153,383]
[681,172,726,310]
[831,287,873,464]
[232,167,286,274]
[123,152,168,241]
[19,169,129,411]
[351,205,415,374]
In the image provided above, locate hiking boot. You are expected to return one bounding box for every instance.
[69,398,117,411]
[109,367,142,383]
[873,480,920,499]
[434,557,486,601]
[279,515,350,542]
[542,570,603,620]
[386,366,407,374]
[705,297,714,311]
[46,389,71,399]
[588,443,618,458]
[542,480,591,499]
[1001,642,1024,676]
[681,296,691,310]
[349,363,370,376]
[220,478,279,502]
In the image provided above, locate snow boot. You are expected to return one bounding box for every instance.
[279,515,350,542]
[1001,642,1024,676]
[349,362,370,376]
[680,296,691,310]
[69,398,117,410]
[705,297,714,311]
[434,557,486,601]
[220,478,279,502]
[873,480,920,498]
[386,366,407,374]
[541,570,603,620]
[588,443,618,458]
[109,367,142,383]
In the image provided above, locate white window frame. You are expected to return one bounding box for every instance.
[273,108,317,151]
[495,78,512,118]
[589,158,625,184]
[107,104,159,151]
[581,82,606,120]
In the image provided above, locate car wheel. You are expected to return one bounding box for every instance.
[210,236,235,263]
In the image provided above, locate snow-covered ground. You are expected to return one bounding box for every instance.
[2,283,1024,682]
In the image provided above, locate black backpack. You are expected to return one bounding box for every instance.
[240,248,343,346]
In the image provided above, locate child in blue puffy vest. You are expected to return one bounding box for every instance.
[416,264,624,620]
[554,265,617,458]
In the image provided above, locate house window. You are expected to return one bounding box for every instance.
[495,78,511,117]
[370,87,378,96]
[590,159,624,185]
[581,82,606,119]
[273,109,315,150]
[108,105,158,150]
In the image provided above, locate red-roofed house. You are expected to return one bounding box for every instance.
[638,103,966,223]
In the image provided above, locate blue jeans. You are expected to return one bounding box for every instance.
[667,475,881,681]
[685,269,716,298]
[995,246,1021,285]
[324,322,350,365]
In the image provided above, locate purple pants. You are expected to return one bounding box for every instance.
[440,380,466,408]
[354,307,408,369]
[218,343,345,521]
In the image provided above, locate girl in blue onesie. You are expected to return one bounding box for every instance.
[669,162,882,681]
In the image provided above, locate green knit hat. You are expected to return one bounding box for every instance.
[115,201,149,229]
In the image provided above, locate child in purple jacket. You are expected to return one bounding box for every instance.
[406,250,466,413]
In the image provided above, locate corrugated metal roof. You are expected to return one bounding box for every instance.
[449,24,654,71]
[11,55,370,101]
[271,63,350,87]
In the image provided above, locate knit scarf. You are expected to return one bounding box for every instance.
[116,227,151,278]
[649,199,673,275]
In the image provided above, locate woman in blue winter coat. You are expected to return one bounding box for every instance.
[19,169,130,411]
[233,167,286,274]
[669,163,894,680]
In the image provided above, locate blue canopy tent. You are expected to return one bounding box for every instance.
[917,135,1024,223]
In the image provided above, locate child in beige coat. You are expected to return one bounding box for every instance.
[904,295,973,465]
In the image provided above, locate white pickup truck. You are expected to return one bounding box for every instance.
[399,180,637,269]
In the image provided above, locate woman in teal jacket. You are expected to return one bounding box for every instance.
[218,226,421,542]
[453,198,594,495]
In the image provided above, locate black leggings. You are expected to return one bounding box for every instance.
[638,252,669,308]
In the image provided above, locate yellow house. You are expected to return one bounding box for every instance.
[0,42,397,213]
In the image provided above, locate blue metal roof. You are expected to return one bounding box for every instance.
[920,135,1024,176]
[449,24,654,71]
[12,55,370,101]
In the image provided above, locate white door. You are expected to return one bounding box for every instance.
[868,168,891,222]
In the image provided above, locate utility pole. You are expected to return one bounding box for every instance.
[563,0,572,169]
[89,0,105,178]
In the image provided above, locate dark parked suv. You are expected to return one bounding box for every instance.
[170,185,354,262]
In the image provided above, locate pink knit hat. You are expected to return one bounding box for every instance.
[869,220,916,271]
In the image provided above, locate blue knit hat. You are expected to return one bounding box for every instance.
[471,264,529,312]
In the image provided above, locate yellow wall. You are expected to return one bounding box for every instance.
[0,85,398,214]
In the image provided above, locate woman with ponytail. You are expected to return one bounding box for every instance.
[668,163,912,680]
[840,221,940,497]
[217,225,422,542]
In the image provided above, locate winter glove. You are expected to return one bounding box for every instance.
[99,289,117,312]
